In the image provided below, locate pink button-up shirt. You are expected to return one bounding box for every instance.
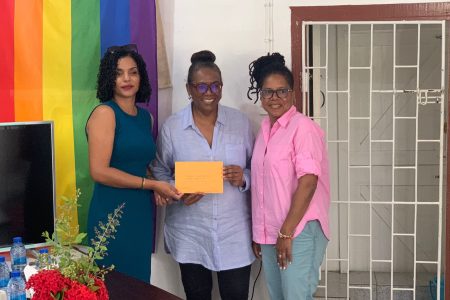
[251,106,330,244]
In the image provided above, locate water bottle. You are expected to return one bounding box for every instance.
[0,256,9,291]
[36,248,49,270]
[10,237,27,276]
[7,271,26,300]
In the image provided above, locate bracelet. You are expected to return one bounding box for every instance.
[140,177,145,189]
[277,230,293,240]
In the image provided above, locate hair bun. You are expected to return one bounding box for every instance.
[253,52,285,73]
[269,53,285,66]
[191,50,216,64]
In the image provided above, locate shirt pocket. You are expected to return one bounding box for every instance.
[223,133,246,167]
[225,144,246,167]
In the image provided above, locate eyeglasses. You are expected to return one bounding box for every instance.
[106,44,139,54]
[260,88,292,100]
[190,81,222,95]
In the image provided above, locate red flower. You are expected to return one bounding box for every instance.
[26,270,70,300]
[64,280,96,300]
[26,270,108,300]
[63,277,108,300]
[93,278,108,300]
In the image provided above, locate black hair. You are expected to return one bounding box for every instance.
[187,50,222,84]
[247,52,294,103]
[96,49,151,103]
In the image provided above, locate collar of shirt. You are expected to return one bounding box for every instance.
[182,103,227,130]
[261,105,297,143]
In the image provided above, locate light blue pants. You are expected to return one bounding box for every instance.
[260,220,328,300]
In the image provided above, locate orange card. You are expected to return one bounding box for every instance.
[175,161,223,194]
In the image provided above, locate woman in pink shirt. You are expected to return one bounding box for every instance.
[248,53,330,300]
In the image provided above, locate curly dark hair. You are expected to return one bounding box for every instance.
[96,49,151,103]
[247,52,294,103]
[187,50,222,84]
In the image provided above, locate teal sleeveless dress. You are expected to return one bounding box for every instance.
[87,100,155,283]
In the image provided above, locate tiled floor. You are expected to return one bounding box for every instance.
[313,271,439,299]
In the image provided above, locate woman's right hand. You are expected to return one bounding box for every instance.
[153,181,183,202]
[252,241,262,259]
[154,191,174,206]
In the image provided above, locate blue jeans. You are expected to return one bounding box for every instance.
[260,220,328,300]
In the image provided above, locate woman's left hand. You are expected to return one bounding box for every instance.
[276,237,292,270]
[223,165,244,187]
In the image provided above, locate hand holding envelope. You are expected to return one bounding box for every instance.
[156,192,205,206]
[223,165,244,187]
[181,193,206,206]
[153,181,183,206]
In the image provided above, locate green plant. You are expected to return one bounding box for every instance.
[39,189,125,292]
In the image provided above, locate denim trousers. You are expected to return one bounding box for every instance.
[260,220,328,300]
[179,263,252,300]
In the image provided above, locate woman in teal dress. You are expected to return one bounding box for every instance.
[86,44,181,282]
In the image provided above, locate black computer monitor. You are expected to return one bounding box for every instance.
[0,121,55,250]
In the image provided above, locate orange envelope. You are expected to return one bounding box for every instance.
[175,161,223,194]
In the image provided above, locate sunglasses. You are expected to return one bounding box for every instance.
[106,44,139,54]
[260,88,292,100]
[190,81,222,95]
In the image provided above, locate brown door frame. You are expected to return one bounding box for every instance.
[291,3,450,299]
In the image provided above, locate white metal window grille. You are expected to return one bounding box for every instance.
[301,21,446,300]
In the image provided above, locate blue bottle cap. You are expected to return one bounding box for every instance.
[12,237,22,244]
[10,271,21,278]
[39,248,48,254]
[0,256,4,263]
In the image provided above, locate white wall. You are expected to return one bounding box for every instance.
[153,0,447,299]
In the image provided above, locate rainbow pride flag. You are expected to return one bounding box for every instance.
[0,0,158,232]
